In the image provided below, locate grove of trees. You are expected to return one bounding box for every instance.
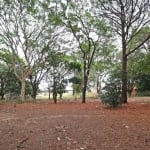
[0,0,149,104]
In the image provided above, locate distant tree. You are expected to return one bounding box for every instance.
[89,44,116,97]
[69,77,82,99]
[46,52,69,103]
[68,61,82,98]
[28,65,48,100]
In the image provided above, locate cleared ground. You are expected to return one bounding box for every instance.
[0,98,150,150]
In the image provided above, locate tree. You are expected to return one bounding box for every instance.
[0,0,59,100]
[61,1,111,103]
[29,65,48,100]
[127,27,150,96]
[135,51,150,96]
[89,44,116,97]
[0,57,33,100]
[0,63,24,99]
[127,52,141,96]
[0,52,21,99]
[101,74,122,108]
[46,52,69,103]
[68,61,82,99]
[136,74,150,96]
[94,0,150,103]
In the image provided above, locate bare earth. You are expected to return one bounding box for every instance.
[0,98,150,150]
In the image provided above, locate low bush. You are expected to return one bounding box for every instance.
[101,77,122,108]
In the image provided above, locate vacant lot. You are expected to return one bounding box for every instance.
[0,98,150,150]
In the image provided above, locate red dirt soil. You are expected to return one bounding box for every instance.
[0,98,150,150]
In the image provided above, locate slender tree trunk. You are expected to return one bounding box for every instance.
[21,79,26,101]
[53,76,57,104]
[48,88,51,100]
[82,61,89,103]
[82,76,88,103]
[53,92,57,104]
[73,88,75,96]
[59,93,62,99]
[82,60,86,103]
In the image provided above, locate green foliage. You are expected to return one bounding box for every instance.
[101,76,122,108]
[71,24,80,33]
[69,76,81,91]
[0,62,32,99]
[136,74,150,94]
[48,12,63,25]
[0,64,20,96]
[25,80,32,96]
[57,79,67,95]
[68,61,82,97]
[69,77,81,84]
[68,62,82,72]
[0,50,12,66]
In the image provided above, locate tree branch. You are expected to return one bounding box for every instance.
[126,35,150,57]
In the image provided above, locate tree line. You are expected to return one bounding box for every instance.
[0,0,149,104]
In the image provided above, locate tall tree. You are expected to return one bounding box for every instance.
[61,1,111,103]
[94,0,150,102]
[0,0,58,100]
[89,43,116,97]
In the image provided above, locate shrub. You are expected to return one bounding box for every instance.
[101,77,122,108]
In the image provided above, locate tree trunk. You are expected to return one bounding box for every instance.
[59,93,62,99]
[120,5,128,103]
[82,70,89,103]
[82,82,87,103]
[29,76,39,100]
[121,50,128,103]
[53,76,57,104]
[0,79,5,99]
[21,79,26,101]
[53,92,57,104]
[32,87,37,100]
[48,88,51,100]
[73,88,75,96]
[33,92,36,99]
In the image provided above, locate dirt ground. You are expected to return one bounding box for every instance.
[0,98,150,150]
